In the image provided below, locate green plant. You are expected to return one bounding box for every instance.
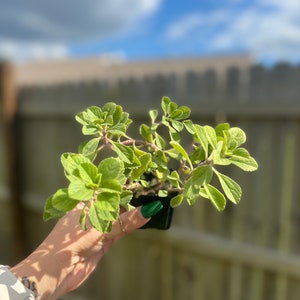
[43,96,258,232]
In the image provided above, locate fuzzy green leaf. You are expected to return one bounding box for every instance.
[108,123,127,135]
[214,170,242,204]
[99,179,123,193]
[165,148,181,160]
[88,203,112,232]
[192,165,213,184]
[131,153,151,180]
[120,191,134,210]
[61,153,91,181]
[193,125,209,157]
[204,125,218,150]
[161,96,171,115]
[78,138,100,160]
[82,125,100,135]
[43,195,66,221]
[155,132,166,149]
[75,106,104,135]
[190,147,206,165]
[168,127,181,142]
[149,109,158,123]
[229,148,258,171]
[51,188,79,212]
[75,106,102,125]
[86,106,103,119]
[88,191,121,232]
[215,123,230,139]
[156,165,169,181]
[170,194,184,207]
[96,192,120,221]
[183,165,213,202]
[139,124,153,142]
[227,127,246,150]
[68,180,94,201]
[210,148,231,166]
[77,162,100,185]
[171,119,184,131]
[119,111,132,126]
[98,157,125,184]
[158,190,168,197]
[177,106,191,119]
[183,119,195,134]
[112,104,123,124]
[102,102,116,116]
[200,184,226,211]
[167,170,181,188]
[153,150,168,165]
[111,142,134,164]
[169,101,177,113]
[193,125,218,158]
[170,141,193,169]
[169,109,183,120]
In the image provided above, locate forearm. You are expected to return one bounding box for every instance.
[10,231,107,300]
[8,206,151,299]
[11,263,54,299]
[10,245,65,300]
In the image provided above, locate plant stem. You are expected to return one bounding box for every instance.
[121,138,160,151]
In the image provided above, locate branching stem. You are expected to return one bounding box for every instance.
[121,138,160,151]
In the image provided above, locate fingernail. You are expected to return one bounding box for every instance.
[141,201,163,218]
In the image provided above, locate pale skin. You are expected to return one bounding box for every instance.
[10,205,149,299]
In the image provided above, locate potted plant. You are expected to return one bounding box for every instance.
[43,96,258,232]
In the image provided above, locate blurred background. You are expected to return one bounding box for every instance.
[1,1,300,299]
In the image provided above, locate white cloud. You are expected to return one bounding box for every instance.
[260,0,300,10]
[166,11,230,41]
[0,0,161,42]
[0,0,161,61]
[164,1,300,64]
[0,40,69,61]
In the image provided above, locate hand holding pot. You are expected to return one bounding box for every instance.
[10,201,162,300]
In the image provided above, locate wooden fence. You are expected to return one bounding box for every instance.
[1,61,300,299]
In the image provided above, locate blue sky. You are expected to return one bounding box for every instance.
[0,0,299,66]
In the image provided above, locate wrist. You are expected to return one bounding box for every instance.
[10,248,61,300]
[0,265,37,298]
[10,264,43,299]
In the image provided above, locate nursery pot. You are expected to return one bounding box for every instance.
[130,194,175,230]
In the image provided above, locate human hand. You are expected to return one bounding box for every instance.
[11,201,162,300]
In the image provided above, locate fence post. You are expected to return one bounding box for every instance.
[0,62,27,261]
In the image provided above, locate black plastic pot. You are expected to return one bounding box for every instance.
[130,194,174,230]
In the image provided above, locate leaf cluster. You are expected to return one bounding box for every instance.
[44,97,258,232]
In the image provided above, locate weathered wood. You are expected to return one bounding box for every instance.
[274,123,296,300]
[0,62,27,260]
[136,227,300,279]
[17,88,300,119]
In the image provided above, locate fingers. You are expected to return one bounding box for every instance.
[57,201,163,240]
[109,207,149,238]
[109,200,164,238]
